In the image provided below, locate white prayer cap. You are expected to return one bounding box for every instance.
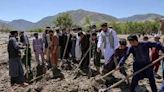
[154,34,160,39]
[160,18,164,20]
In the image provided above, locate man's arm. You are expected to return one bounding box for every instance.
[12,38,23,50]
[118,47,132,66]
[147,42,164,53]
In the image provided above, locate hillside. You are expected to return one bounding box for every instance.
[0,10,164,31]
[32,9,118,29]
[8,19,34,31]
[120,13,164,22]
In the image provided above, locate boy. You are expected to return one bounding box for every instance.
[79,32,90,74]
[91,32,101,73]
[102,38,128,77]
[117,34,164,92]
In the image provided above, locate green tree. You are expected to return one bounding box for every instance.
[54,13,73,28]
[83,16,92,31]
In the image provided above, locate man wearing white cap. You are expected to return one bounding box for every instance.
[97,23,119,67]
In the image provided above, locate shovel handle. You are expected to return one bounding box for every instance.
[102,55,164,91]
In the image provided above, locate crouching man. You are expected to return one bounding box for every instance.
[117,34,164,92]
[102,38,128,77]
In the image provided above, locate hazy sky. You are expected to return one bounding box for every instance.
[0,0,164,22]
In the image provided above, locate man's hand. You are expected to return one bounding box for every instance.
[97,48,101,53]
[116,65,120,70]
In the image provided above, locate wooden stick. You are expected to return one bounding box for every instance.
[31,45,90,82]
[74,46,92,71]
[61,33,70,61]
[30,68,53,83]
[100,55,164,92]
[98,66,122,81]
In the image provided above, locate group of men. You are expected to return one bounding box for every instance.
[7,22,164,92]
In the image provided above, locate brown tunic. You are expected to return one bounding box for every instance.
[50,35,59,66]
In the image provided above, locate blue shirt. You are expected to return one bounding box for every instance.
[119,42,164,66]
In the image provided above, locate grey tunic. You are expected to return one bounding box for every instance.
[8,37,24,78]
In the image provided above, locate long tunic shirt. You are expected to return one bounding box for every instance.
[8,37,24,79]
[59,33,72,59]
[92,38,101,67]
[75,34,82,61]
[50,35,59,66]
[80,35,90,69]
[33,38,44,54]
[97,28,119,64]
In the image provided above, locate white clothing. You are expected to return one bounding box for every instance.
[75,34,82,61]
[97,28,119,64]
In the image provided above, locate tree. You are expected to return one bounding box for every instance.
[54,13,73,28]
[29,28,43,33]
[83,16,92,31]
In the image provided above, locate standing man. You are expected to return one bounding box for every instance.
[117,34,164,92]
[42,27,51,59]
[42,27,51,68]
[75,28,82,63]
[97,23,119,67]
[79,32,90,73]
[91,32,101,73]
[8,31,27,87]
[49,30,59,68]
[19,31,29,46]
[33,33,44,65]
[60,28,72,60]
[49,30,64,79]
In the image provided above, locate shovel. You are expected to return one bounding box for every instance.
[73,46,92,79]
[98,55,164,92]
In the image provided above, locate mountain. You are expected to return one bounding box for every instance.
[0,21,16,31]
[8,19,34,31]
[120,13,164,22]
[63,9,118,25]
[0,9,164,31]
[32,16,56,29]
[0,20,9,23]
[33,9,118,28]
